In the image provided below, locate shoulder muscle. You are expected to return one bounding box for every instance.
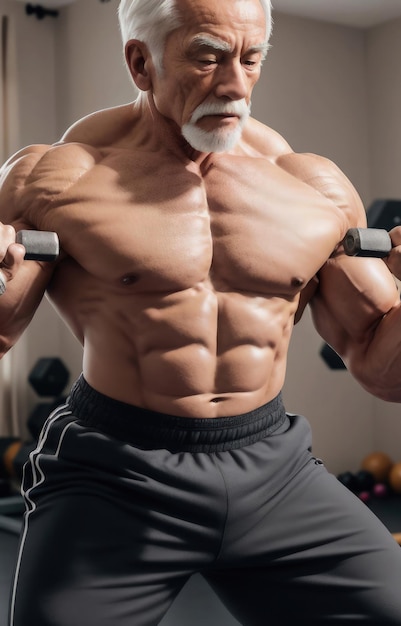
[276,152,366,228]
[0,142,101,227]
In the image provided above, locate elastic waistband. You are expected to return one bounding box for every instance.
[67,375,288,453]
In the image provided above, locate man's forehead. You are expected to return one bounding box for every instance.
[176,0,266,30]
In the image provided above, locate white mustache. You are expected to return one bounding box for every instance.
[190,99,250,124]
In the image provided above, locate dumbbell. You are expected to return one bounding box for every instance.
[0,230,59,295]
[343,228,392,257]
[16,230,59,261]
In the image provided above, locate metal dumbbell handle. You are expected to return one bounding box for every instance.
[16,230,59,261]
[343,228,392,257]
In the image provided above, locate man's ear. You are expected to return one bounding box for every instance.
[125,40,153,92]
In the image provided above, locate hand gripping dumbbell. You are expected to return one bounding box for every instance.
[343,228,392,257]
[0,230,59,295]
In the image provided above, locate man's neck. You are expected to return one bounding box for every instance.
[137,92,212,164]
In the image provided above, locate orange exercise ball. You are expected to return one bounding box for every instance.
[389,463,401,494]
[361,451,393,483]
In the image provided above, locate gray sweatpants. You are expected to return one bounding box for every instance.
[9,376,401,625]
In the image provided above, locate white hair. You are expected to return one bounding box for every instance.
[118,0,183,75]
[118,0,273,77]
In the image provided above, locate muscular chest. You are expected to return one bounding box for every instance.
[204,158,340,295]
[47,154,343,295]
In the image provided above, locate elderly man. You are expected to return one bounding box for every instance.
[2,0,401,624]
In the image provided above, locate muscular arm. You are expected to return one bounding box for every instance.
[0,145,57,356]
[292,154,401,401]
[312,249,401,401]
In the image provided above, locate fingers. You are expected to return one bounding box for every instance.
[385,226,401,280]
[0,223,26,293]
[389,225,401,247]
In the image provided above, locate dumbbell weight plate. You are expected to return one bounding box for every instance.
[16,230,59,261]
[343,228,392,257]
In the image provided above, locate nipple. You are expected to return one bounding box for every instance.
[291,277,304,288]
[121,274,138,286]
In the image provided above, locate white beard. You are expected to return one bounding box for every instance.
[181,99,251,153]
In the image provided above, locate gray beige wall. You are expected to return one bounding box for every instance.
[0,0,62,414]
[1,0,400,472]
[365,19,401,460]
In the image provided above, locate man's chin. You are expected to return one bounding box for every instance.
[181,124,243,154]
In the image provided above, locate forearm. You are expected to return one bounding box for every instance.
[342,227,401,400]
[311,252,401,402]
[346,302,401,402]
[0,263,50,357]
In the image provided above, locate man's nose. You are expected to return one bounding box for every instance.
[213,61,249,101]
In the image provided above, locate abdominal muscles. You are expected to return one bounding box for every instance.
[125,283,296,416]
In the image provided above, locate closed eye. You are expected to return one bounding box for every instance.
[242,55,263,68]
[199,59,217,65]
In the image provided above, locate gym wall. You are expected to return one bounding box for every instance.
[1,0,401,473]
[364,20,401,460]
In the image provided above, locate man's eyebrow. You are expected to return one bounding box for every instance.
[249,43,270,60]
[189,35,270,59]
[190,35,232,52]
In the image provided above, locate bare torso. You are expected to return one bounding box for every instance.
[7,104,351,417]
